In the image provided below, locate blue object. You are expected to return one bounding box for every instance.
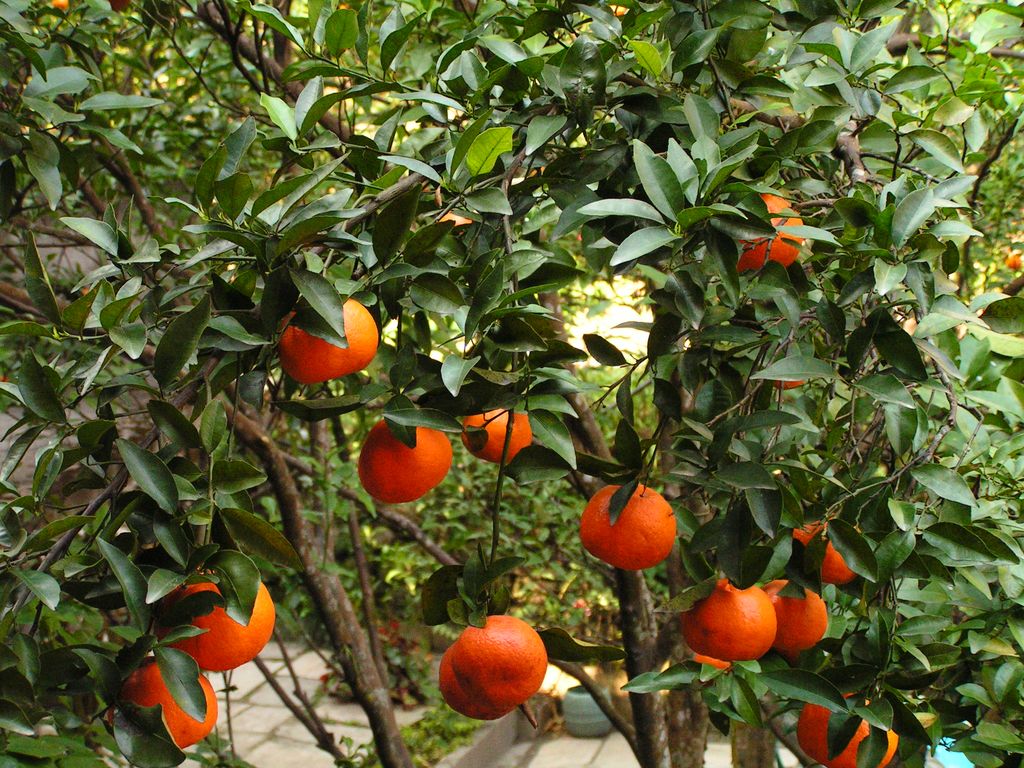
[933,743,975,768]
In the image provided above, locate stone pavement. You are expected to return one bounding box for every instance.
[206,643,425,766]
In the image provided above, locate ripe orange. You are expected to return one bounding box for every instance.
[763,580,828,659]
[1006,253,1022,271]
[439,615,547,720]
[738,193,804,272]
[461,410,532,464]
[793,524,856,585]
[52,0,69,10]
[797,703,899,768]
[692,653,731,670]
[119,660,217,748]
[680,578,777,661]
[278,299,379,384]
[579,484,677,570]
[609,3,628,15]
[358,420,453,503]
[162,581,276,672]
[109,0,129,9]
[774,379,804,390]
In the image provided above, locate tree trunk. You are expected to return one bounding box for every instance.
[731,723,775,768]
[228,405,415,768]
[617,569,671,768]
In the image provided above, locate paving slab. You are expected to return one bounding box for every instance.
[590,732,639,767]
[243,736,338,768]
[228,704,296,735]
[284,650,332,680]
[528,735,604,768]
[243,674,323,707]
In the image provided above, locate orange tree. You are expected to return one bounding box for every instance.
[4,0,1024,767]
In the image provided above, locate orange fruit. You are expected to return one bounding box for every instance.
[579,484,677,570]
[797,703,899,768]
[774,380,804,390]
[793,524,856,585]
[119,660,217,748]
[161,581,276,672]
[609,3,628,15]
[1006,254,1021,271]
[461,410,532,464]
[439,615,547,720]
[278,299,379,384]
[109,0,129,9]
[358,420,453,503]
[52,0,69,10]
[680,578,777,661]
[738,193,804,272]
[763,580,828,659]
[692,653,731,670]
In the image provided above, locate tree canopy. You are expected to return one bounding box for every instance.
[3,0,1024,767]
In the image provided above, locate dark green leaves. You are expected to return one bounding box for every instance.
[560,36,606,126]
[372,187,418,262]
[23,236,60,324]
[758,669,847,712]
[153,295,211,388]
[910,464,975,507]
[219,508,302,569]
[117,439,178,514]
[17,354,64,422]
[154,648,207,721]
[537,627,625,662]
[291,269,348,348]
[98,539,151,630]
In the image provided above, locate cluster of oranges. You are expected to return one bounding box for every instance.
[117,580,276,749]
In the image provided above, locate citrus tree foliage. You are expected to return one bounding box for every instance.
[3,0,1024,767]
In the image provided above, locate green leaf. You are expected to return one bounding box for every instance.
[23,235,61,324]
[751,356,836,382]
[409,274,464,315]
[17,354,65,422]
[146,569,186,604]
[465,127,513,176]
[274,394,364,421]
[13,569,60,611]
[610,227,677,267]
[982,297,1024,334]
[291,269,348,348]
[440,355,480,397]
[525,115,566,155]
[629,39,663,77]
[885,65,943,93]
[891,187,935,248]
[372,187,419,261]
[911,464,975,507]
[827,520,878,581]
[25,132,62,210]
[80,93,163,110]
[112,701,185,768]
[384,408,463,433]
[212,460,267,493]
[148,401,201,449]
[214,173,252,220]
[464,188,512,215]
[577,198,665,223]
[97,539,151,630]
[208,550,261,625]
[538,627,625,662]
[907,129,964,173]
[758,669,848,712]
[325,8,358,55]
[633,141,685,220]
[260,93,298,141]
[61,217,118,255]
[529,411,577,469]
[153,295,211,388]
[220,507,302,569]
[583,334,627,366]
[154,648,207,722]
[117,439,179,514]
[421,565,462,625]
